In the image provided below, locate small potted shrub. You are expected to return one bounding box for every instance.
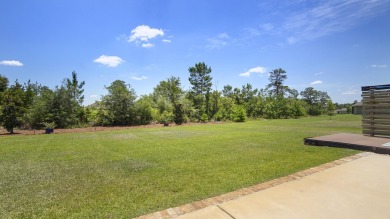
[42,122,56,134]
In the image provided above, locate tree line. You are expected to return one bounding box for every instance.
[0,62,337,133]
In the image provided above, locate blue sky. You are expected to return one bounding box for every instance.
[1,0,389,105]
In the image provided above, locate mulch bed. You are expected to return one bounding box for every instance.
[0,122,222,136]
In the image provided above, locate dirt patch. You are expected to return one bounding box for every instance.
[0,122,223,136]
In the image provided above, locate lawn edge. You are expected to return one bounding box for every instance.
[135,152,372,219]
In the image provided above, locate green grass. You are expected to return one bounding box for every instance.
[0,115,361,218]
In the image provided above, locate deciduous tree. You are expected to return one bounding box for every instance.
[24,86,54,129]
[102,80,136,125]
[0,82,25,133]
[300,87,331,115]
[153,76,184,124]
[0,74,9,93]
[326,100,336,120]
[134,95,153,125]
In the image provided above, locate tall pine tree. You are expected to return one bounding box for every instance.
[188,62,213,119]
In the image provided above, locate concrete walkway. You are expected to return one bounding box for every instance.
[175,153,390,219]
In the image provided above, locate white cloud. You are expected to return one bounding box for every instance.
[314,72,324,76]
[261,23,274,32]
[218,33,229,39]
[310,80,323,85]
[162,39,171,43]
[342,90,359,95]
[128,25,164,47]
[141,43,154,48]
[282,0,390,44]
[244,1,390,46]
[131,76,148,80]
[286,37,298,45]
[0,60,24,67]
[371,64,387,68]
[93,55,124,67]
[239,66,267,77]
[90,94,98,99]
[206,33,230,49]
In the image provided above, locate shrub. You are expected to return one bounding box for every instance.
[232,105,246,122]
[200,113,208,123]
[213,110,223,122]
[160,111,174,124]
[134,98,153,125]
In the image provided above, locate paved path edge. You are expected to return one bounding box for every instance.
[134,152,372,219]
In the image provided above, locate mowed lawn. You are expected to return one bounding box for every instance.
[0,115,361,218]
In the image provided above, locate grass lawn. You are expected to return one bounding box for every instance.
[0,115,361,218]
